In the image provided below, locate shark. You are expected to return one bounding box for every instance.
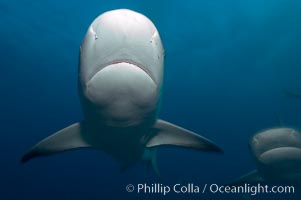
[21,9,222,173]
[283,89,301,98]
[233,127,301,184]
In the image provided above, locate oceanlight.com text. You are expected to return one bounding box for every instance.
[125,183,295,196]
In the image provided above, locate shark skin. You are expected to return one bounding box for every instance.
[21,9,222,173]
[233,127,301,185]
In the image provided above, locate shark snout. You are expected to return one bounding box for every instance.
[85,62,158,126]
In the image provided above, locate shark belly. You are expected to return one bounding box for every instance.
[80,121,152,166]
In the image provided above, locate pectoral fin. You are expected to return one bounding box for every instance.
[231,170,265,185]
[146,119,223,153]
[21,122,91,163]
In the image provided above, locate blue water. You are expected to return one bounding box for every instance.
[1,0,301,199]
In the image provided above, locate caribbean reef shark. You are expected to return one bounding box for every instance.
[233,127,301,184]
[22,9,222,173]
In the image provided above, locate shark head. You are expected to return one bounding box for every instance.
[79,9,164,127]
[249,128,301,181]
[231,127,301,185]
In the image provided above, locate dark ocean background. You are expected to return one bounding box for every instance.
[1,0,301,199]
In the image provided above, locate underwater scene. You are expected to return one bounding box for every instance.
[1,0,301,199]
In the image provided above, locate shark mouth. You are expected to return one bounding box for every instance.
[259,146,301,164]
[92,59,157,86]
